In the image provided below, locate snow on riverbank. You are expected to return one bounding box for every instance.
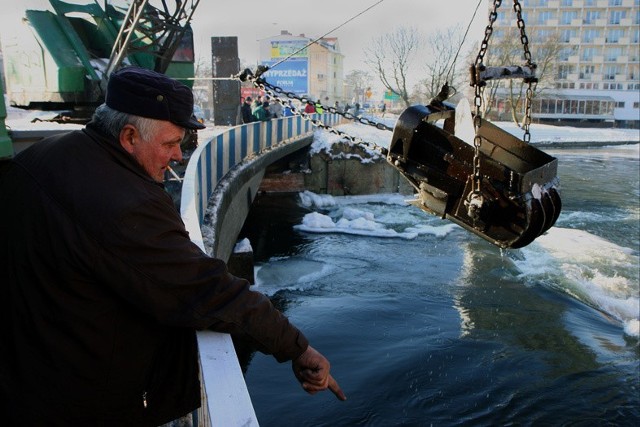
[310,114,639,161]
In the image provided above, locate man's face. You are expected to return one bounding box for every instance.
[129,121,185,182]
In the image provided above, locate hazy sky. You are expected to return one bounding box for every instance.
[1,0,489,90]
[190,0,488,70]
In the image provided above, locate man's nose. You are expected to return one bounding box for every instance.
[172,144,183,163]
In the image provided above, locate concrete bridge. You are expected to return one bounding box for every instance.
[179,114,344,426]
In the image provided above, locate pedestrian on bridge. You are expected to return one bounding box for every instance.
[0,66,346,426]
[241,96,254,123]
[252,101,271,121]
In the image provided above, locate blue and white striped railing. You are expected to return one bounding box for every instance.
[181,114,341,252]
[180,113,341,427]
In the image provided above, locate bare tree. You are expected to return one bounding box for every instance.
[480,28,562,126]
[416,25,468,103]
[344,69,372,104]
[364,26,421,107]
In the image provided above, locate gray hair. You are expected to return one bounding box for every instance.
[92,104,162,142]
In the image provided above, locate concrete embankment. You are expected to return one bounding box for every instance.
[258,141,414,196]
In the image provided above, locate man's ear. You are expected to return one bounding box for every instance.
[119,124,137,154]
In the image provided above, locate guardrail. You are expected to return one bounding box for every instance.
[179,113,341,426]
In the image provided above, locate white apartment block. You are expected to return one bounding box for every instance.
[490,0,639,128]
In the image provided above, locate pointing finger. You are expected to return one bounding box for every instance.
[328,374,347,401]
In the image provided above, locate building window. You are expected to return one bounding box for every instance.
[580,65,596,79]
[581,47,600,61]
[609,0,622,5]
[584,10,602,24]
[616,102,625,108]
[561,11,578,25]
[584,0,596,4]
[609,10,626,25]
[582,28,601,43]
[605,47,624,61]
[603,82,624,90]
[538,11,554,24]
[538,29,555,39]
[607,29,624,43]
[633,102,639,108]
[559,47,576,61]
[604,66,616,80]
[538,0,549,6]
[560,29,576,42]
[561,0,573,5]
[557,65,573,79]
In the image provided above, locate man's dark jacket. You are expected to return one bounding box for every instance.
[241,102,253,123]
[0,123,308,426]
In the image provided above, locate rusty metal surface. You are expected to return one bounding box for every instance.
[388,104,561,248]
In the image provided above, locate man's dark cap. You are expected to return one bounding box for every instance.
[106,67,205,130]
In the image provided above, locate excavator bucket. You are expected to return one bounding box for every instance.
[387,103,561,249]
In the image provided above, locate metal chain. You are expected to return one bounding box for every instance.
[467,0,503,220]
[474,0,502,68]
[513,0,533,68]
[238,68,390,155]
[522,81,535,143]
[513,0,536,144]
[467,0,536,220]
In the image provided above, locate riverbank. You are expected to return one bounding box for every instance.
[256,117,638,196]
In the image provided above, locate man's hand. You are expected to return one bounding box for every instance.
[292,345,347,401]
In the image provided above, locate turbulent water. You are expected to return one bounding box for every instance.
[238,144,639,426]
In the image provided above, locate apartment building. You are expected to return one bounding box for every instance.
[489,0,639,128]
[259,30,344,104]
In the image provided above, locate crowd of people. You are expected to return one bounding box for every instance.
[238,94,383,125]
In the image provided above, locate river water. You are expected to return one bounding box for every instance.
[237,143,639,426]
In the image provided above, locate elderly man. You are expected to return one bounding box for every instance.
[0,67,344,426]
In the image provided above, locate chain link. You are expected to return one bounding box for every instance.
[513,0,533,68]
[513,0,536,144]
[474,0,502,67]
[468,0,536,220]
[467,0,504,219]
[239,68,391,156]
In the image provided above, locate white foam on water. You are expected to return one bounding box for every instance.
[254,258,336,295]
[515,227,640,337]
[299,190,409,209]
[295,191,459,240]
[294,211,419,239]
[299,191,337,209]
[555,210,611,225]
